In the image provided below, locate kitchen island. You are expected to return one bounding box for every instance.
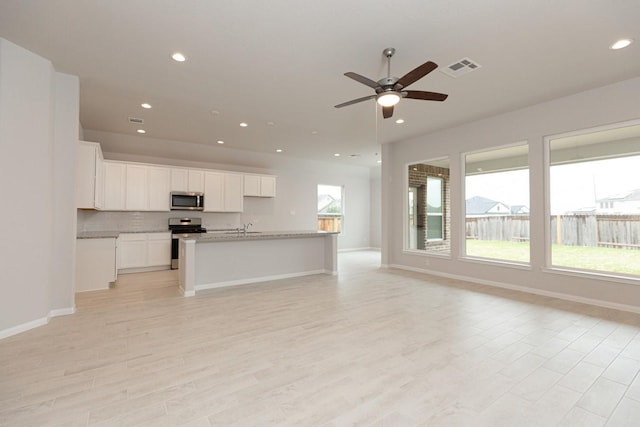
[178,231,338,296]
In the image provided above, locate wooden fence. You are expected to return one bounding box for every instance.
[318,216,341,232]
[466,215,640,249]
[466,215,530,242]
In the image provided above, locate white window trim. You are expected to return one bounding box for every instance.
[544,118,640,276]
[404,157,449,254]
[460,140,530,264]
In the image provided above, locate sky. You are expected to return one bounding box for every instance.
[465,155,640,215]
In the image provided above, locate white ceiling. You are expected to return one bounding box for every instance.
[1,0,639,167]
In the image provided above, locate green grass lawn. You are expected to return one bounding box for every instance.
[465,240,640,275]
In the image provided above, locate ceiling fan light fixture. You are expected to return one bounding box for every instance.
[377,91,401,107]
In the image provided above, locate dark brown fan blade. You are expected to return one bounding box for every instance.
[344,72,379,89]
[382,105,394,119]
[334,94,376,108]
[404,90,448,102]
[396,61,438,89]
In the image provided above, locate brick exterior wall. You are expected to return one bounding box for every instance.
[409,164,451,253]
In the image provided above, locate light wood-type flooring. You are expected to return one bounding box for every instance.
[2,250,640,426]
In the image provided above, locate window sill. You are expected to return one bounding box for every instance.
[403,249,451,259]
[543,266,640,286]
[460,256,532,271]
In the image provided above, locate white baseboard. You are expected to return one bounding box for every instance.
[195,269,327,293]
[339,247,380,253]
[388,264,640,315]
[0,306,77,340]
[50,307,75,317]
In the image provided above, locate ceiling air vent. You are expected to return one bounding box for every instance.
[128,117,144,124]
[440,57,481,78]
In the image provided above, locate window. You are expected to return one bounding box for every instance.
[426,176,443,240]
[464,143,530,263]
[547,121,640,277]
[406,158,450,255]
[317,184,343,233]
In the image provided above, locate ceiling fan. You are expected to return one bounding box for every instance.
[335,48,448,119]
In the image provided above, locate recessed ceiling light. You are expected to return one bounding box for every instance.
[141,103,152,109]
[377,160,382,164]
[217,140,224,144]
[137,129,146,134]
[395,119,405,124]
[171,52,186,62]
[610,39,633,50]
[276,149,283,153]
[334,153,340,157]
[267,121,275,126]
[239,122,248,127]
[210,110,220,115]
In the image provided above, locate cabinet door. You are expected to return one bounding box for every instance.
[118,234,147,269]
[148,166,170,211]
[260,176,276,197]
[188,170,205,193]
[125,164,148,211]
[243,175,261,197]
[203,172,224,212]
[103,162,126,210]
[94,149,104,209]
[225,173,244,212]
[146,232,171,267]
[76,142,97,209]
[170,168,188,192]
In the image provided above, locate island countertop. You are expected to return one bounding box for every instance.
[184,230,338,243]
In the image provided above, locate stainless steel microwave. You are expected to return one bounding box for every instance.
[170,191,204,211]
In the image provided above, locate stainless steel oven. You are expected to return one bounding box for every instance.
[169,217,206,269]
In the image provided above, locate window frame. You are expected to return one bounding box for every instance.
[317,183,344,234]
[403,156,451,257]
[544,118,640,282]
[460,141,531,266]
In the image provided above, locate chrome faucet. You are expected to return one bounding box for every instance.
[241,222,253,236]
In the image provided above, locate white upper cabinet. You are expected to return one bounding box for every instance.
[148,166,170,211]
[170,168,188,192]
[171,168,205,193]
[225,173,244,212]
[91,151,275,211]
[76,141,104,209]
[125,164,148,211]
[243,174,276,197]
[204,172,243,212]
[103,161,126,210]
[188,170,205,193]
[203,172,224,212]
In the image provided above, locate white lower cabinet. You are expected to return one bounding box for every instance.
[147,233,172,267]
[118,232,171,271]
[76,238,117,292]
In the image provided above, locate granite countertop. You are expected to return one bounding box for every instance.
[77,229,170,239]
[77,231,121,239]
[185,230,338,243]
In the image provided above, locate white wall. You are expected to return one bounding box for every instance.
[0,38,78,337]
[51,73,79,312]
[384,76,640,310]
[82,130,375,250]
[369,167,381,249]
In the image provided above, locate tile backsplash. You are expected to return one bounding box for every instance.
[77,210,243,233]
